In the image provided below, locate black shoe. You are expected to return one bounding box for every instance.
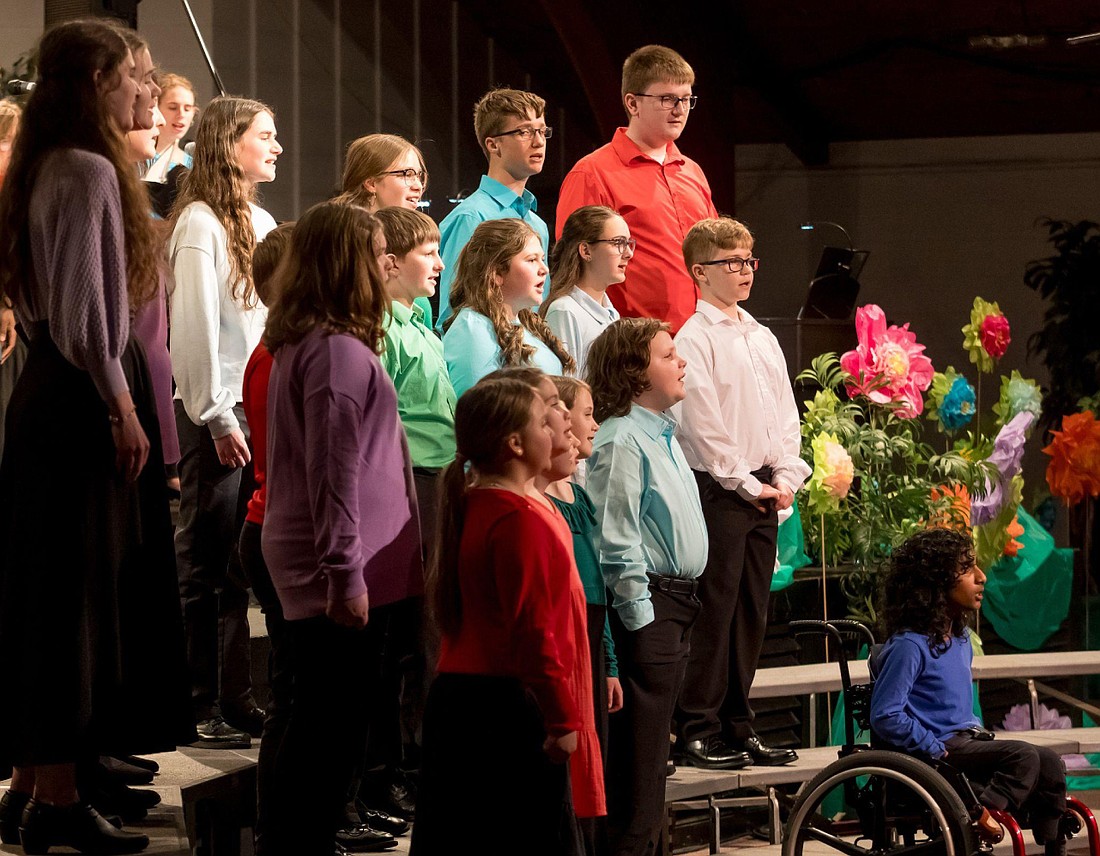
[379,782,415,821]
[115,755,159,775]
[681,737,752,770]
[354,805,409,837]
[19,799,149,855]
[223,704,267,739]
[98,756,156,787]
[85,781,162,824]
[0,790,31,845]
[741,735,798,766]
[667,759,677,777]
[335,824,399,852]
[191,716,251,749]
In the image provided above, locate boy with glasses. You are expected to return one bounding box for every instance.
[673,217,811,770]
[436,88,553,331]
[556,45,717,333]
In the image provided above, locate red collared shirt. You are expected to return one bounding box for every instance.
[556,128,718,332]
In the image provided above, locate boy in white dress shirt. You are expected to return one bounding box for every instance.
[672,217,811,770]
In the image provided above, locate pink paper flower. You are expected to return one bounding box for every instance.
[980,314,1011,360]
[840,304,934,418]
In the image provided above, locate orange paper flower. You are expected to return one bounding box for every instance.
[930,484,971,530]
[1003,515,1025,557]
[1043,410,1100,506]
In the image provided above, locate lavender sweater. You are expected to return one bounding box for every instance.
[262,327,423,620]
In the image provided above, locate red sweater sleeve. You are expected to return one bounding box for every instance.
[242,343,273,525]
[487,509,580,736]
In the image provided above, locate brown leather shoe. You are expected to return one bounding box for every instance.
[975,807,1005,844]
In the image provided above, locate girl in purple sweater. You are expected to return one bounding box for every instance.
[260,200,422,856]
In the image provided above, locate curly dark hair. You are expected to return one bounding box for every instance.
[586,317,670,423]
[879,528,978,654]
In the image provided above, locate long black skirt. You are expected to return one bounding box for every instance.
[411,673,582,856]
[0,332,194,767]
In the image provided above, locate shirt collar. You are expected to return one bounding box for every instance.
[478,174,538,216]
[569,287,618,324]
[694,299,759,329]
[626,402,678,441]
[611,127,686,167]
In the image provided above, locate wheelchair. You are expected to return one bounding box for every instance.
[782,620,1100,856]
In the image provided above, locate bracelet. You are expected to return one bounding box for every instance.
[108,406,136,425]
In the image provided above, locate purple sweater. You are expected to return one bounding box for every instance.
[262,327,423,620]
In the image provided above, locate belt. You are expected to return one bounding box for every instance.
[646,572,698,596]
[751,465,775,483]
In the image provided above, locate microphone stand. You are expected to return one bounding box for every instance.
[180,0,227,97]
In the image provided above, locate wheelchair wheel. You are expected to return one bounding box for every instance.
[784,749,977,856]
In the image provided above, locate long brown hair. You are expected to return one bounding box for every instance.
[170,96,272,307]
[542,205,619,317]
[587,317,669,423]
[429,377,541,636]
[263,201,387,354]
[0,20,159,310]
[336,134,427,211]
[444,218,575,373]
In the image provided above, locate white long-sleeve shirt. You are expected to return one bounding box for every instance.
[672,300,811,500]
[168,201,276,437]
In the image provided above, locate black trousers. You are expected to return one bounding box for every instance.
[607,586,699,856]
[175,401,254,721]
[263,614,385,856]
[238,521,292,853]
[944,734,1067,842]
[579,602,611,856]
[677,470,778,743]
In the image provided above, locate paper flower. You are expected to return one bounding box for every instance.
[840,304,934,418]
[930,483,971,530]
[962,297,1011,373]
[1002,514,1025,557]
[971,411,1036,526]
[993,370,1043,429]
[808,432,854,515]
[1044,410,1100,506]
[926,368,975,433]
[1000,703,1092,769]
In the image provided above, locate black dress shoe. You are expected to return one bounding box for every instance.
[223,704,267,739]
[353,806,410,836]
[379,782,415,821]
[741,735,798,766]
[191,716,251,749]
[335,824,399,852]
[85,780,161,824]
[681,737,752,770]
[0,790,31,844]
[19,799,149,855]
[98,756,155,787]
[115,755,159,775]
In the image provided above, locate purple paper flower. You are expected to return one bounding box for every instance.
[1000,703,1092,769]
[972,411,1036,526]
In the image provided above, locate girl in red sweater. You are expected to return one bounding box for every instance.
[413,376,583,856]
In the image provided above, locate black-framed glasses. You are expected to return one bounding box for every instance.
[490,126,553,141]
[379,168,427,187]
[630,93,698,111]
[698,256,760,274]
[587,236,637,255]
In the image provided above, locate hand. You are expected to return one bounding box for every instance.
[751,484,782,513]
[214,428,251,469]
[327,591,370,629]
[607,677,624,713]
[110,392,149,483]
[774,484,795,511]
[0,307,16,364]
[542,730,578,763]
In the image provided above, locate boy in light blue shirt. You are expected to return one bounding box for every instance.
[585,317,708,856]
[435,88,552,331]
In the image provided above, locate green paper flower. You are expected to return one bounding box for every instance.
[993,370,1043,429]
[962,297,1009,374]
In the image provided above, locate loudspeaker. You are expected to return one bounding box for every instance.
[45,0,139,28]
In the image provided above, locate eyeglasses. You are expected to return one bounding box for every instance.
[698,256,760,274]
[587,237,637,255]
[490,126,553,141]
[379,168,427,187]
[630,93,698,111]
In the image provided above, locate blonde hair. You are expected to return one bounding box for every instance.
[542,204,620,317]
[622,45,694,98]
[0,98,21,145]
[155,71,196,98]
[338,134,427,210]
[682,217,753,277]
[373,206,439,258]
[171,96,273,307]
[473,88,546,160]
[444,219,575,373]
[552,375,591,410]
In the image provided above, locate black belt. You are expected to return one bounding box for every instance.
[646,572,699,596]
[751,465,775,483]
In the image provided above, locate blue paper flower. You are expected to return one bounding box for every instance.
[939,376,976,432]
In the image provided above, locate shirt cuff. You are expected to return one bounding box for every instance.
[734,474,764,500]
[616,598,655,631]
[206,407,240,439]
[90,357,129,403]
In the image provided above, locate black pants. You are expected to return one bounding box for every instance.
[579,602,610,856]
[238,520,292,853]
[175,401,254,721]
[944,734,1067,842]
[263,614,386,856]
[677,470,778,743]
[607,585,699,856]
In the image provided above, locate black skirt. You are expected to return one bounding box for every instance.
[0,331,194,767]
[411,673,582,856]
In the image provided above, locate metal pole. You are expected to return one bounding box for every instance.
[180,0,227,97]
